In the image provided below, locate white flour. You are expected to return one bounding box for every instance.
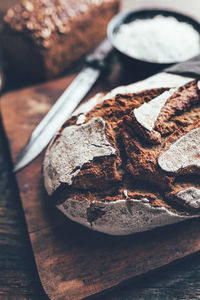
[115,15,200,63]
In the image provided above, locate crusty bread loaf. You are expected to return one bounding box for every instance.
[2,0,119,82]
[43,73,200,235]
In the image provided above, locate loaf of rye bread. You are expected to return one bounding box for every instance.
[2,0,119,82]
[43,73,200,235]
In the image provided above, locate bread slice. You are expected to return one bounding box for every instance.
[43,73,200,235]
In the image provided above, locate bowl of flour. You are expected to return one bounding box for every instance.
[107,9,200,71]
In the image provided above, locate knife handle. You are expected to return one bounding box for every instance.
[85,39,113,70]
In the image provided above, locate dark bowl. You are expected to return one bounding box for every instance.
[107,9,200,76]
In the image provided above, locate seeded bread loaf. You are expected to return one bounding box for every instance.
[43,73,200,235]
[2,0,119,82]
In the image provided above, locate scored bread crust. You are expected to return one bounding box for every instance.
[43,73,200,235]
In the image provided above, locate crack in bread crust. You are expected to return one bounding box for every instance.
[43,79,200,235]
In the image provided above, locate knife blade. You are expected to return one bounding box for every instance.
[14,39,113,172]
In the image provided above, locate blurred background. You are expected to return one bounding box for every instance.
[1,0,200,28]
[0,0,200,91]
[0,1,200,299]
[1,0,200,16]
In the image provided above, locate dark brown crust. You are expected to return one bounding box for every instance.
[46,80,200,215]
[130,80,200,144]
[72,121,122,190]
[121,118,200,190]
[54,177,171,210]
[2,0,120,80]
[155,80,199,135]
[85,88,168,129]
[119,80,200,188]
[165,175,200,213]
[121,117,173,190]
[161,119,200,152]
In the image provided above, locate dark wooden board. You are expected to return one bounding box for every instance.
[0,0,200,299]
[1,72,200,300]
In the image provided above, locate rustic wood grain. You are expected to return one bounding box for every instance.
[0,0,200,299]
[1,72,200,300]
[0,118,48,299]
[0,117,200,300]
[104,252,200,300]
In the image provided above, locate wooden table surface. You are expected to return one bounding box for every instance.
[0,0,200,299]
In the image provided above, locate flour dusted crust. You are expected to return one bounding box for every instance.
[134,88,177,132]
[57,196,190,236]
[158,128,200,173]
[175,188,200,210]
[43,73,200,235]
[44,117,120,195]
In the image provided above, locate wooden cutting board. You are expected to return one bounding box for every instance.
[1,71,200,300]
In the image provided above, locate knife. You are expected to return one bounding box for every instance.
[13,39,113,173]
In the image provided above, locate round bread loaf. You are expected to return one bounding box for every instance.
[43,73,200,235]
